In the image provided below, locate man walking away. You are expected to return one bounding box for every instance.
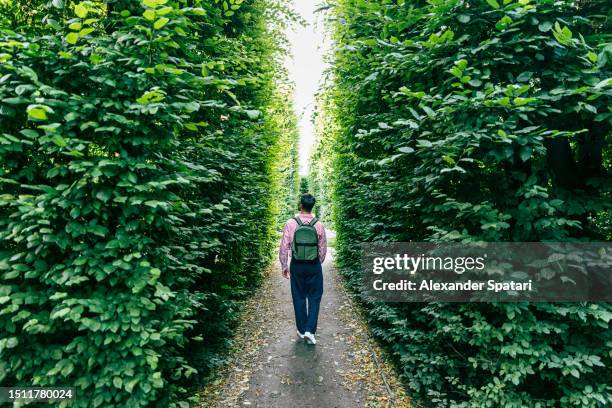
[279,193,327,345]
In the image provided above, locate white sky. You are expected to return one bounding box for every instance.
[285,0,329,176]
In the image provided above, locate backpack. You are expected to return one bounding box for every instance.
[291,216,319,262]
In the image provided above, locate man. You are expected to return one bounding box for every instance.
[279,193,327,345]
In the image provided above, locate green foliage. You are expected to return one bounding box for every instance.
[299,177,309,194]
[269,87,300,225]
[0,0,297,406]
[310,95,339,224]
[318,0,611,406]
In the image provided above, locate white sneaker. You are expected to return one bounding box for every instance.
[297,330,305,339]
[303,331,316,345]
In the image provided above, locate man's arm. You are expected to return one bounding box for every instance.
[279,221,293,278]
[318,224,327,263]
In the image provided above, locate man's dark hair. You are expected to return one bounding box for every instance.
[300,193,316,212]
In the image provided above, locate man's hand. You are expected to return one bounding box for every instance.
[282,267,290,279]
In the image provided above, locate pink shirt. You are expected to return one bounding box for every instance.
[279,213,327,270]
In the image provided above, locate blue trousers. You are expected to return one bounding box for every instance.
[290,260,323,334]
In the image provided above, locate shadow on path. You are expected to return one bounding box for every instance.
[237,253,365,407]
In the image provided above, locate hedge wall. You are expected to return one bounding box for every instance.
[310,95,337,224]
[0,0,296,406]
[317,0,611,406]
[271,87,300,225]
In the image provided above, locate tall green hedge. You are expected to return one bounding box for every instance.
[270,88,300,225]
[0,0,296,406]
[310,96,337,223]
[318,0,611,406]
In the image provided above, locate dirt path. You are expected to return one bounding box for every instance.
[197,250,411,408]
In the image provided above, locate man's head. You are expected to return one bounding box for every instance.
[299,193,316,213]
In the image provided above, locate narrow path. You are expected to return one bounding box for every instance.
[197,250,411,408]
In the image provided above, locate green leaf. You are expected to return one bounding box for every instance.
[495,15,512,30]
[513,97,534,106]
[51,308,71,319]
[65,32,79,44]
[245,109,261,120]
[93,395,104,407]
[586,52,597,63]
[516,72,533,82]
[51,135,67,147]
[153,17,169,29]
[6,338,18,349]
[27,106,48,121]
[89,225,107,238]
[552,22,573,45]
[74,3,88,18]
[456,59,468,70]
[144,200,165,208]
[486,0,500,9]
[519,146,532,161]
[143,10,156,21]
[538,21,553,32]
[146,354,158,369]
[144,0,168,8]
[125,379,139,392]
[95,190,112,202]
[79,28,95,37]
[422,106,435,117]
[20,129,38,138]
[156,7,173,16]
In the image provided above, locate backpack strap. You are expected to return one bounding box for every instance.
[294,216,318,227]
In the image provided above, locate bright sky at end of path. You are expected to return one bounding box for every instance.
[285,0,328,176]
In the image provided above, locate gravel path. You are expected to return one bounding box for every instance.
[197,250,411,408]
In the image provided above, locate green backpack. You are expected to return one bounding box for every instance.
[291,216,319,262]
